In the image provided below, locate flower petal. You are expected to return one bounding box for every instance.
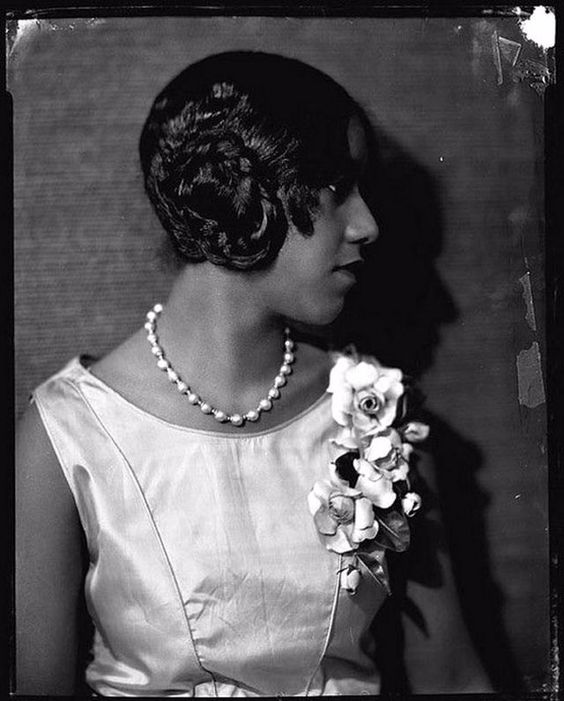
[365,435,394,461]
[362,423,389,439]
[357,474,397,509]
[330,427,358,451]
[313,508,338,535]
[351,498,379,543]
[389,461,409,482]
[340,566,361,594]
[373,375,393,394]
[312,480,333,503]
[324,527,357,554]
[401,442,414,459]
[377,404,398,428]
[327,355,355,394]
[307,490,323,515]
[381,367,403,383]
[352,412,382,436]
[388,428,403,448]
[353,458,382,483]
[401,421,430,443]
[330,387,354,427]
[387,380,405,399]
[373,450,400,471]
[345,361,379,390]
[355,496,376,530]
[352,523,379,543]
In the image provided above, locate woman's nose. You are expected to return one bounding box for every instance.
[344,189,379,245]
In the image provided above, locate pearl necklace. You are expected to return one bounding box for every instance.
[145,304,295,427]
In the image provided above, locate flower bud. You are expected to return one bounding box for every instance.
[401,491,422,517]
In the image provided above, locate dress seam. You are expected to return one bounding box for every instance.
[73,380,217,692]
[303,553,342,696]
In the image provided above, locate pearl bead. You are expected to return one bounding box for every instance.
[200,403,212,414]
[283,352,294,364]
[153,303,163,313]
[245,410,260,422]
[230,414,244,426]
[268,388,280,400]
[280,364,292,376]
[151,346,162,356]
[259,398,273,411]
[285,339,294,351]
[147,333,157,344]
[144,321,154,332]
[187,392,199,404]
[273,375,286,388]
[176,381,188,393]
[167,369,178,382]
[146,311,157,322]
[157,358,169,370]
[214,410,227,422]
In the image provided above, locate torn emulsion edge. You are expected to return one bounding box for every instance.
[492,31,523,85]
[6,18,106,67]
[482,8,555,94]
[6,19,41,62]
[516,341,546,408]
[519,272,537,331]
[517,6,556,51]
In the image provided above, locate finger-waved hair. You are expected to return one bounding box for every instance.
[139,51,360,270]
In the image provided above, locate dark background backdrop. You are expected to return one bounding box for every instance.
[9,15,551,693]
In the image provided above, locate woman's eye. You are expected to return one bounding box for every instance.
[327,181,354,203]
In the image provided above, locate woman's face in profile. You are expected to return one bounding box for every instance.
[257,117,379,326]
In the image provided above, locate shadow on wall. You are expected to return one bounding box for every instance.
[333,121,524,693]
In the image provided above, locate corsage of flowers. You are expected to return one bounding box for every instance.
[308,350,429,595]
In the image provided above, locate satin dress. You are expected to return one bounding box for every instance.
[33,357,389,696]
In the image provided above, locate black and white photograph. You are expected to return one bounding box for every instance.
[9,4,558,697]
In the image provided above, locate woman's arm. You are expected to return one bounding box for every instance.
[402,450,494,693]
[15,402,85,695]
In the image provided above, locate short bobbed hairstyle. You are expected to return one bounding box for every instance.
[139,51,362,270]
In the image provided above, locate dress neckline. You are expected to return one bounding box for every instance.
[73,355,331,440]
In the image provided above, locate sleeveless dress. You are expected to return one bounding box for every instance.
[33,357,389,697]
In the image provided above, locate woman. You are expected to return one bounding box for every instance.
[16,51,427,696]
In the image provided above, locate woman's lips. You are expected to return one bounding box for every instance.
[333,259,364,280]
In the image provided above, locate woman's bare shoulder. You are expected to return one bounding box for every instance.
[88,326,151,386]
[89,329,159,396]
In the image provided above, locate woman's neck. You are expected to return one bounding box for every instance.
[90,261,332,432]
[155,263,288,412]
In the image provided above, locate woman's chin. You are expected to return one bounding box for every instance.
[290,298,346,329]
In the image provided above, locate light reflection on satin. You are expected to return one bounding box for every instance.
[34,358,388,696]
